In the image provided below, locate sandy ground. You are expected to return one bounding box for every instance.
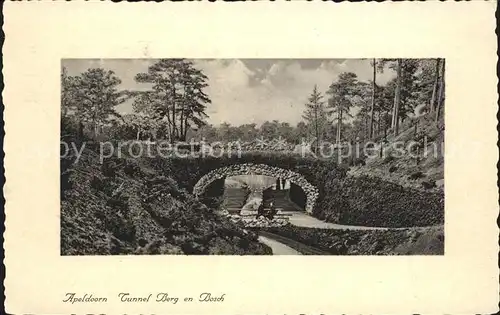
[282,211,395,230]
[257,235,302,255]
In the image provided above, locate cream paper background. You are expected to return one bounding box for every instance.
[3,1,499,314]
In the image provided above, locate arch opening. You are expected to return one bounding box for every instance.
[193,163,319,213]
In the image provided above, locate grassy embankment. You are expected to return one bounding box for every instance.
[60,122,271,255]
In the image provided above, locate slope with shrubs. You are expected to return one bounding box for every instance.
[138,143,443,228]
[263,224,444,255]
[351,114,445,192]
[60,122,271,255]
[308,115,445,228]
[314,175,444,228]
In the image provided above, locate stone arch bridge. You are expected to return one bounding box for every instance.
[192,163,319,213]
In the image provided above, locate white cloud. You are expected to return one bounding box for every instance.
[62,58,396,127]
[195,59,395,126]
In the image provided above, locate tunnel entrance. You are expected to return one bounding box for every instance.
[192,163,318,214]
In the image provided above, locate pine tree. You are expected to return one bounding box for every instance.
[302,85,326,153]
[326,72,358,145]
[133,59,211,143]
[63,68,125,137]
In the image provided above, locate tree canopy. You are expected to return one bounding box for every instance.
[61,58,444,145]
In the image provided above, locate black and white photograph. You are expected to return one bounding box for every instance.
[6,2,500,314]
[60,58,445,256]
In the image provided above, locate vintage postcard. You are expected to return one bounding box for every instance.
[3,1,499,314]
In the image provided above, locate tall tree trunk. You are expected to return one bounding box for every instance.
[171,80,178,142]
[364,116,371,139]
[93,120,99,137]
[377,110,381,137]
[369,58,376,139]
[179,108,184,140]
[164,111,175,144]
[336,109,341,145]
[91,114,97,137]
[78,121,84,139]
[337,107,342,146]
[430,58,441,114]
[435,59,445,126]
[182,117,187,141]
[392,59,402,137]
[161,89,175,143]
[166,124,172,143]
[314,103,319,154]
[390,99,396,128]
[179,88,189,139]
[383,111,388,139]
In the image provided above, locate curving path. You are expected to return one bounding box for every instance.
[257,235,301,255]
[263,191,408,231]
[283,211,440,231]
[283,211,393,230]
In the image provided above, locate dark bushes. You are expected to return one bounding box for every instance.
[315,175,444,228]
[144,153,442,228]
[60,128,272,255]
[421,180,437,190]
[408,171,425,180]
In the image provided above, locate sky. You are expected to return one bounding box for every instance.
[62,58,396,127]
